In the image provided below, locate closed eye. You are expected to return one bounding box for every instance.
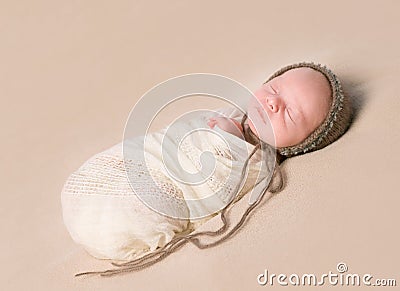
[270,85,277,94]
[286,108,295,123]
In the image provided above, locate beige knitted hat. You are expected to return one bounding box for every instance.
[253,61,353,158]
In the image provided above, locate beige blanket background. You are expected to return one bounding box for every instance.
[1,0,399,290]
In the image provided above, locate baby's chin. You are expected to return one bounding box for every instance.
[247,117,277,147]
[248,117,309,149]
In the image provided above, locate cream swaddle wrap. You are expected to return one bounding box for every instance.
[61,107,270,261]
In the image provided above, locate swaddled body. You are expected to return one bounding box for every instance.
[61,107,271,261]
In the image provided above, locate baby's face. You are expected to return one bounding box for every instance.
[247,67,332,148]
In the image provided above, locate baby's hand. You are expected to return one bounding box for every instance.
[207,116,244,139]
[207,116,231,129]
[207,117,219,129]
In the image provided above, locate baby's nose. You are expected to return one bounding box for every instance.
[266,97,281,113]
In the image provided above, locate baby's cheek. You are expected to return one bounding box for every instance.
[266,118,287,145]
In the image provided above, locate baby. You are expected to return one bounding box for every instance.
[65,62,353,277]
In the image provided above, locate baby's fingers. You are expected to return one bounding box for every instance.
[207,118,217,128]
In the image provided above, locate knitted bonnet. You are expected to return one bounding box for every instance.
[244,61,353,158]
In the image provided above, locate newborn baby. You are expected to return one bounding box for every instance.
[62,62,352,272]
